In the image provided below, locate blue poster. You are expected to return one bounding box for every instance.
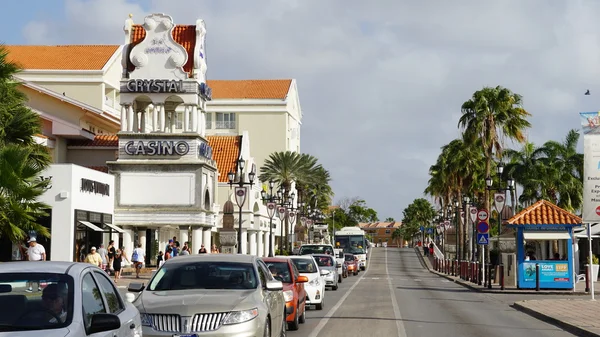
[522,261,570,283]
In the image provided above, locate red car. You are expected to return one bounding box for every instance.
[344,253,359,276]
[263,257,308,330]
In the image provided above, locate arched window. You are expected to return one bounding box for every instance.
[204,189,211,210]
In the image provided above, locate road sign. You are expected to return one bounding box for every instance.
[426,227,433,234]
[477,209,489,222]
[420,226,424,232]
[477,221,489,234]
[477,233,489,245]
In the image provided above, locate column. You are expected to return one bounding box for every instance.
[249,231,257,256]
[159,104,166,132]
[200,109,206,136]
[127,105,134,132]
[123,227,134,266]
[152,105,158,132]
[191,105,198,133]
[137,229,146,252]
[140,111,146,133]
[120,105,127,132]
[264,232,270,256]
[184,105,190,132]
[257,230,264,257]
[133,111,139,133]
[192,226,203,254]
[241,229,248,254]
[202,228,212,253]
[170,112,177,132]
[179,226,189,245]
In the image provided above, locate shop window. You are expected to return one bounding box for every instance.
[216,113,235,129]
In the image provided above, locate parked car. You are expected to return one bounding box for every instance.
[283,255,326,310]
[350,247,368,270]
[334,250,347,280]
[298,244,335,256]
[344,253,359,276]
[127,254,286,337]
[262,257,308,330]
[312,254,339,290]
[0,261,141,337]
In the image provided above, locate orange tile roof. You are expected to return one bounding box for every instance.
[207,135,241,182]
[88,166,109,173]
[207,79,292,99]
[507,200,582,225]
[4,45,119,70]
[128,24,196,74]
[69,134,118,147]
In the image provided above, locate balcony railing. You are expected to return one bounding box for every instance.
[216,121,236,129]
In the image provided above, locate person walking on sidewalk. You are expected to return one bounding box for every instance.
[84,247,102,268]
[26,237,46,292]
[131,243,146,279]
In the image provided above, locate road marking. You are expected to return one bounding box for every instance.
[386,249,408,337]
[413,279,421,281]
[372,277,380,280]
[307,249,372,337]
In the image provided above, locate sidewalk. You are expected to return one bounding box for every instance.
[415,248,600,337]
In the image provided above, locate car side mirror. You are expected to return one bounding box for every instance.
[320,269,329,276]
[127,282,145,293]
[266,280,283,291]
[296,275,308,283]
[88,313,121,334]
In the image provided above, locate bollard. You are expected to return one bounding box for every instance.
[499,264,505,291]
[585,265,590,293]
[487,264,492,289]
[535,263,540,292]
[466,261,470,282]
[473,262,478,284]
[478,262,482,286]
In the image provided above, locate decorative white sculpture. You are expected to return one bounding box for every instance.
[194,19,208,82]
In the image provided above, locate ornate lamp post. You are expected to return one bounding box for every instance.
[261,180,279,257]
[227,157,256,254]
[274,187,295,253]
[453,199,460,261]
[463,195,471,261]
[485,162,515,264]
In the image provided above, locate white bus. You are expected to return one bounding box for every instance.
[334,227,368,270]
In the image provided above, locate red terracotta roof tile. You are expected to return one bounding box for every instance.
[206,135,241,182]
[207,79,291,99]
[507,200,582,225]
[4,45,119,70]
[128,24,195,74]
[69,134,118,147]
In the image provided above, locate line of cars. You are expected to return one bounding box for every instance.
[0,244,368,337]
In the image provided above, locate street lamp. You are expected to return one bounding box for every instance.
[463,195,471,261]
[228,157,256,254]
[453,198,460,262]
[485,162,516,264]
[261,180,279,257]
[274,187,295,253]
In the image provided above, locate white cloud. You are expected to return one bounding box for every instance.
[18,0,600,218]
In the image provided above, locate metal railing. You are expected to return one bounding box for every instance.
[216,121,236,129]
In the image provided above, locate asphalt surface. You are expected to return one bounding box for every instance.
[286,247,577,337]
[117,248,577,337]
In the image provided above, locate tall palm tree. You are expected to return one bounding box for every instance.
[458,86,531,214]
[0,45,52,242]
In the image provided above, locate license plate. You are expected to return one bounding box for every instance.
[173,334,198,337]
[307,305,316,310]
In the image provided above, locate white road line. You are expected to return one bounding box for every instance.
[386,249,408,337]
[307,249,372,337]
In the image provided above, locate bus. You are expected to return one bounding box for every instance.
[334,227,368,270]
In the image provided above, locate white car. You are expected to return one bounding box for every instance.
[0,261,141,337]
[280,255,326,310]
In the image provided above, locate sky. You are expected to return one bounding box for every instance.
[3,0,600,221]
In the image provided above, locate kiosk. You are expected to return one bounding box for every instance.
[506,200,582,289]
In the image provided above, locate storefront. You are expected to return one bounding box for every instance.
[38,164,118,262]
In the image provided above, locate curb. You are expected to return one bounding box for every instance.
[512,302,600,337]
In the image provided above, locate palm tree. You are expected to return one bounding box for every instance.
[458,86,532,214]
[0,45,52,242]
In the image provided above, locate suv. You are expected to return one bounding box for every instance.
[298,244,335,256]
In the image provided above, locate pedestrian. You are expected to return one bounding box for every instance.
[164,247,173,261]
[198,244,207,254]
[12,238,27,261]
[131,243,145,279]
[97,244,108,272]
[165,239,173,253]
[211,244,219,254]
[26,237,45,292]
[84,247,102,268]
[172,241,180,257]
[107,240,116,272]
[113,248,129,283]
[180,246,190,255]
[429,242,434,256]
[157,251,163,266]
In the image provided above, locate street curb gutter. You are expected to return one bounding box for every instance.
[511,302,600,337]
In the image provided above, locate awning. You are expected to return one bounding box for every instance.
[523,232,571,240]
[78,221,104,232]
[103,223,124,233]
[574,223,600,235]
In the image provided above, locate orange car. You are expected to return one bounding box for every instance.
[344,253,359,276]
[263,257,308,330]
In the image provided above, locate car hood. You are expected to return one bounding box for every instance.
[1,328,69,337]
[320,266,336,272]
[138,289,258,315]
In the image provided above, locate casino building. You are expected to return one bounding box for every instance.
[1,12,303,262]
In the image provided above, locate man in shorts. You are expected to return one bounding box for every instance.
[131,243,146,279]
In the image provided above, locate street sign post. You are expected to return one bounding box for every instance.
[477,221,489,234]
[477,209,489,222]
[477,233,489,245]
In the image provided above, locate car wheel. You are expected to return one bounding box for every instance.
[298,305,306,324]
[263,317,270,337]
[288,306,299,331]
[280,312,287,337]
[333,283,338,291]
[338,274,342,283]
[316,299,324,310]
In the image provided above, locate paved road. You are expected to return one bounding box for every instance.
[285,247,576,337]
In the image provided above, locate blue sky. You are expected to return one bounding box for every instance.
[4,0,600,220]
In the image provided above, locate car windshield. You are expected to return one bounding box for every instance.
[299,245,333,255]
[314,256,334,267]
[148,262,258,291]
[291,258,318,273]
[350,248,365,255]
[264,262,292,283]
[344,255,355,262]
[0,273,74,332]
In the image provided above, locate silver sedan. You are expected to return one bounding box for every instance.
[127,254,286,337]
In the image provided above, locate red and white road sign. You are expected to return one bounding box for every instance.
[477,209,489,222]
[596,206,600,216]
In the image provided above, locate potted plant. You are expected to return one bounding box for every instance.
[585,254,599,281]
